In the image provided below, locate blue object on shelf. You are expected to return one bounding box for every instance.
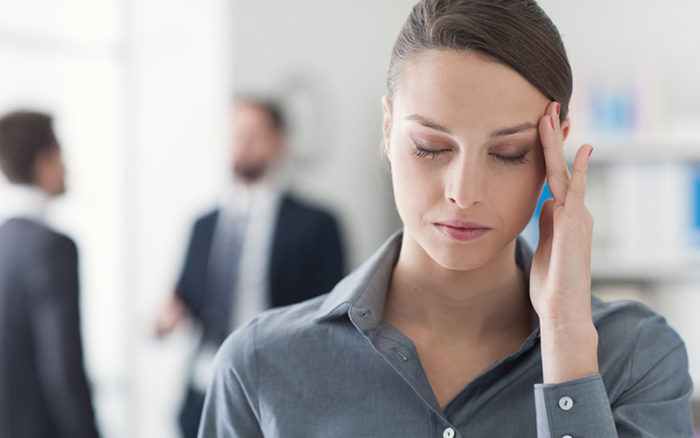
[693,166,700,231]
[589,85,638,133]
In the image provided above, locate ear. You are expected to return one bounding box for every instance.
[381,95,393,153]
[33,148,50,184]
[272,131,285,153]
[32,146,62,196]
[560,119,571,143]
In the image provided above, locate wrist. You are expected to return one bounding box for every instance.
[539,318,597,336]
[539,321,599,384]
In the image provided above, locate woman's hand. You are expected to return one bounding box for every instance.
[529,101,599,384]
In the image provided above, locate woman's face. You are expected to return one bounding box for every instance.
[383,50,565,271]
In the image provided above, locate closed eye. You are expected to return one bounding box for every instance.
[412,138,530,165]
[491,153,529,166]
[412,139,450,159]
[414,147,443,159]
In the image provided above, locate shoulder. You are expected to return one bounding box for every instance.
[592,297,684,349]
[193,209,220,229]
[591,297,691,399]
[0,218,76,257]
[278,195,341,244]
[0,220,78,299]
[214,294,330,371]
[279,194,338,226]
[183,210,219,243]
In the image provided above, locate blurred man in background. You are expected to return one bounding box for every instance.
[156,97,345,438]
[0,111,100,438]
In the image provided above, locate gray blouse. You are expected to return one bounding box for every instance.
[199,231,694,437]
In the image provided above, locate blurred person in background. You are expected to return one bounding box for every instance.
[0,111,100,438]
[156,97,345,438]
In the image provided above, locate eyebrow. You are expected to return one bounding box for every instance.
[405,114,451,133]
[405,113,538,138]
[489,122,538,138]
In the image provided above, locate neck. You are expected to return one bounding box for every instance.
[384,233,532,346]
[1,184,51,222]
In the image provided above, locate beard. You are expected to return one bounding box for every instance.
[233,162,267,183]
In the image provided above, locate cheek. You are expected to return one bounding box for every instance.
[236,141,263,162]
[389,149,441,223]
[488,165,545,226]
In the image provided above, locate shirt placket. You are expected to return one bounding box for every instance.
[350,306,465,438]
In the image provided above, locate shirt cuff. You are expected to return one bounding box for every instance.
[534,374,617,438]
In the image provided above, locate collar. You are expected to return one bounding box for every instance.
[220,170,286,215]
[0,184,50,224]
[314,230,540,337]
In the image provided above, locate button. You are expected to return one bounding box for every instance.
[558,396,574,410]
[561,435,573,438]
[442,427,455,438]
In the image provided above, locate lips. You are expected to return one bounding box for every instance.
[434,220,491,242]
[436,220,489,229]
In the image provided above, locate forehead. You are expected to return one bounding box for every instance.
[233,102,274,127]
[393,50,549,136]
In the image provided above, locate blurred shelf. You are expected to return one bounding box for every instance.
[565,140,700,164]
[591,254,700,284]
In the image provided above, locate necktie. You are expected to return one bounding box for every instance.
[205,210,248,345]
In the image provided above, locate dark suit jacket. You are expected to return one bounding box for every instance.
[0,218,99,438]
[176,193,345,346]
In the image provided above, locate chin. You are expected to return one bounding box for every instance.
[234,164,266,182]
[419,230,494,272]
[51,187,66,197]
[430,245,492,271]
[51,180,67,196]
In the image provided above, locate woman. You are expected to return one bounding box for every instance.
[199,1,694,436]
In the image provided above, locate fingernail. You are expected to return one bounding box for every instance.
[556,103,560,115]
[550,116,555,130]
[588,147,594,158]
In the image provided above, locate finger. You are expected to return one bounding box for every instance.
[537,198,555,247]
[565,144,593,206]
[538,101,570,205]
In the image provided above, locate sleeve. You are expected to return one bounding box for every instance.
[176,218,207,317]
[198,319,264,438]
[534,314,694,438]
[28,236,100,438]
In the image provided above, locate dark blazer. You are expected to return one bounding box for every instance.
[176,193,345,346]
[0,218,99,438]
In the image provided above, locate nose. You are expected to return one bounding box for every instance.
[445,156,482,209]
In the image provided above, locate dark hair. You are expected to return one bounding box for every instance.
[388,0,572,121]
[0,110,58,184]
[234,95,286,133]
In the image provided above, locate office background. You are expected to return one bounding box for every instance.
[1,0,700,436]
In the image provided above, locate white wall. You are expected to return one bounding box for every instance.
[127,1,232,437]
[539,0,700,140]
